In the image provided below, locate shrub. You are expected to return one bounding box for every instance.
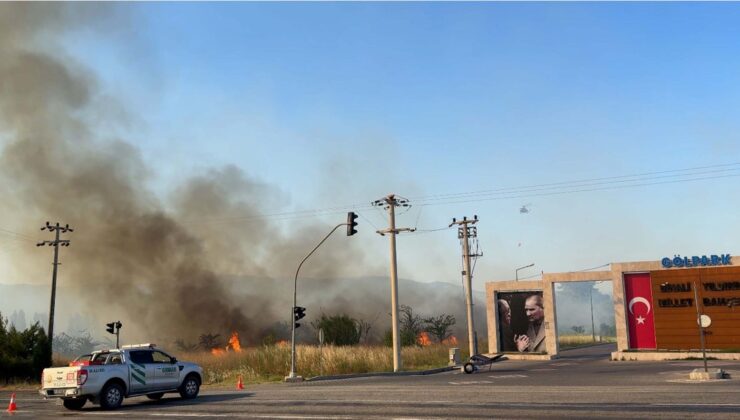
[313,314,361,346]
[0,312,52,383]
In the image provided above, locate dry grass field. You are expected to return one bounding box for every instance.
[3,342,473,389]
[184,343,467,386]
[4,336,623,390]
[558,334,616,349]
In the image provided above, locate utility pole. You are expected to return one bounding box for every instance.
[450,216,482,357]
[36,221,73,360]
[590,286,595,342]
[373,194,414,372]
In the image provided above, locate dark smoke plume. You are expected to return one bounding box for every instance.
[0,4,483,347]
[0,3,361,344]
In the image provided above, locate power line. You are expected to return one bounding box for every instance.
[414,172,740,208]
[408,162,740,202]
[518,262,611,280]
[0,227,34,241]
[157,162,740,226]
[518,272,542,280]
[357,211,380,232]
[180,203,376,226]
[408,226,451,235]
[577,263,611,272]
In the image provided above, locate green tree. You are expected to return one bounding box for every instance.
[400,305,424,338]
[198,333,222,350]
[53,331,101,356]
[423,314,456,343]
[0,312,51,382]
[312,314,361,346]
[571,325,585,334]
[384,305,425,347]
[174,339,199,352]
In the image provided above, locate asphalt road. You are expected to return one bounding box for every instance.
[2,344,739,419]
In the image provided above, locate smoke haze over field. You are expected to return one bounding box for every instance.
[0,4,479,345]
[5,3,736,350]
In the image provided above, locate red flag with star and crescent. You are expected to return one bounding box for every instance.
[624,273,656,349]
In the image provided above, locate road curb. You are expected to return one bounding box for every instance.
[306,366,457,382]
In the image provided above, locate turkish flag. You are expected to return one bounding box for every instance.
[624,273,656,349]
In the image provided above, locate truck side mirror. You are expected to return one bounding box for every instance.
[170,357,177,364]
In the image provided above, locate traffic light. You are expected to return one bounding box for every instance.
[347,212,358,236]
[293,306,306,328]
[106,321,122,347]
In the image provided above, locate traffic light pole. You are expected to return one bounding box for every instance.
[286,222,347,382]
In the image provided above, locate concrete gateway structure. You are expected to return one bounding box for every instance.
[485,257,740,360]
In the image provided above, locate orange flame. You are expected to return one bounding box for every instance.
[228,332,242,352]
[276,340,289,348]
[442,335,458,346]
[211,332,243,356]
[417,332,432,346]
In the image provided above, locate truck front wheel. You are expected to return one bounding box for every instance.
[62,397,87,410]
[100,382,124,409]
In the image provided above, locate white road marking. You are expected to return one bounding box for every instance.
[147,415,355,419]
[149,414,231,417]
[448,380,493,385]
[666,379,732,384]
[392,417,450,420]
[488,374,528,378]
[651,403,740,407]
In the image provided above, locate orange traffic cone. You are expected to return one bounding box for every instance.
[236,375,244,390]
[6,392,17,412]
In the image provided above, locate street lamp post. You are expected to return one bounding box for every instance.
[286,222,346,382]
[515,263,535,281]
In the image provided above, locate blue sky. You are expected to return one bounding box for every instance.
[6,2,740,293]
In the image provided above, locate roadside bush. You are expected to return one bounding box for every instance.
[383,328,417,347]
[0,312,51,383]
[312,314,361,346]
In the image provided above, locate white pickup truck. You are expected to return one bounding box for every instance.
[39,343,203,410]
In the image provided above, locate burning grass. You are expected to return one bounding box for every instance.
[183,343,469,386]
